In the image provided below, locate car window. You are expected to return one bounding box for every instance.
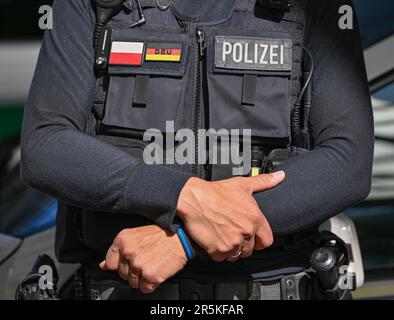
[370,82,394,200]
[0,137,55,237]
[346,204,394,272]
[354,0,394,48]
[346,81,394,274]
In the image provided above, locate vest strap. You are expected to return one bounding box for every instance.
[242,74,257,106]
[132,75,150,107]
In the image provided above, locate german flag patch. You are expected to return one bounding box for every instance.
[145,43,182,62]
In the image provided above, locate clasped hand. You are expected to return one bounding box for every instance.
[100,171,285,293]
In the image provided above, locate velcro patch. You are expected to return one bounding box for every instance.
[215,36,292,71]
[145,42,182,62]
[109,41,144,66]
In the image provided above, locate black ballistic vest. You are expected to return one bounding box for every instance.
[56,0,317,272]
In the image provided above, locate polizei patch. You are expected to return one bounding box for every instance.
[215,36,292,71]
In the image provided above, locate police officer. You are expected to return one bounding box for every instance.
[20,0,374,300]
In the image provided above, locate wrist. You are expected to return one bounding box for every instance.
[176,177,204,221]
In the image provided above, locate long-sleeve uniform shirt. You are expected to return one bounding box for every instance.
[21,0,374,274]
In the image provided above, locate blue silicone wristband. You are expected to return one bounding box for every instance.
[176,227,195,260]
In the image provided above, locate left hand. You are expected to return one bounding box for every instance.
[99,225,187,294]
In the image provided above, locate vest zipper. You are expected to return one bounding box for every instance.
[192,28,205,176]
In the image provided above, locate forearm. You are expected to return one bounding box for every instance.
[254,0,374,236]
[254,143,373,236]
[20,125,191,230]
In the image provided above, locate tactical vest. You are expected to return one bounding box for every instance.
[56,0,316,266]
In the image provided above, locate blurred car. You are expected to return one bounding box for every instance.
[0,0,394,300]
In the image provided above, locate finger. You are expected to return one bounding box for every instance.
[242,171,285,193]
[128,269,140,289]
[225,241,244,262]
[118,257,130,281]
[140,279,160,294]
[210,252,228,263]
[254,215,274,250]
[99,260,108,270]
[240,237,255,258]
[226,252,241,262]
[105,244,121,270]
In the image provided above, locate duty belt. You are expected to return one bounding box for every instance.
[79,267,313,300]
[85,276,312,300]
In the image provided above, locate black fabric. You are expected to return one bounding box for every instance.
[205,27,294,140]
[20,0,373,267]
[102,26,189,133]
[171,0,236,23]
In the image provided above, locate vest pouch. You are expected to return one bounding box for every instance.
[205,31,293,144]
[100,28,190,138]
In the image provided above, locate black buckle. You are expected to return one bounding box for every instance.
[281,275,300,300]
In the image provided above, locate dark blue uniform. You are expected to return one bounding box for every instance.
[20,0,373,286]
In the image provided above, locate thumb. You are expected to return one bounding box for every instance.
[243,171,285,193]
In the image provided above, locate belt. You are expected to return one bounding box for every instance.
[80,267,313,300]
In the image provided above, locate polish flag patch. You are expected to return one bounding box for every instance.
[109,41,144,66]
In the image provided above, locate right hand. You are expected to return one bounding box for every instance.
[176,171,285,262]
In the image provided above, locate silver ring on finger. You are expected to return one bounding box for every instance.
[230,250,242,259]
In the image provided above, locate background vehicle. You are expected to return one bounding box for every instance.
[0,0,394,300]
